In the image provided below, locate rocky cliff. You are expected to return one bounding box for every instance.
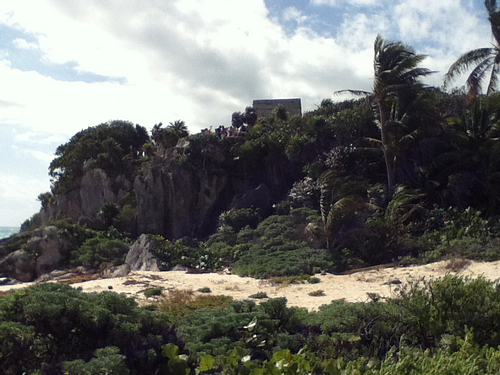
[34,136,298,241]
[39,169,134,231]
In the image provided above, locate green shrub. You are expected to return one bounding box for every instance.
[158,289,233,317]
[308,276,321,284]
[218,208,261,232]
[308,290,325,296]
[174,297,305,360]
[50,218,99,247]
[149,236,201,270]
[71,237,129,268]
[113,204,136,233]
[198,287,212,293]
[232,243,332,278]
[399,275,500,348]
[144,287,163,297]
[64,346,129,375]
[0,283,179,374]
[231,214,333,278]
[268,274,320,287]
[249,292,268,299]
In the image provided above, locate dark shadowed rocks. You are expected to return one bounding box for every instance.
[30,135,298,241]
[233,183,272,215]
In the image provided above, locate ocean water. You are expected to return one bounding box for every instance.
[0,227,20,240]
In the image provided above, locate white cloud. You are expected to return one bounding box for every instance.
[0,173,49,226]
[283,7,309,24]
[22,149,54,163]
[12,38,38,50]
[13,131,65,144]
[0,0,377,137]
[311,0,378,6]
[394,0,487,53]
[0,1,490,133]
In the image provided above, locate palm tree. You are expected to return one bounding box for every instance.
[319,171,375,250]
[340,35,434,191]
[445,0,500,101]
[167,120,189,138]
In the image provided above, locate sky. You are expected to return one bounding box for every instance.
[0,0,492,227]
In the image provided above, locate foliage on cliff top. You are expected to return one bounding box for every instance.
[49,120,149,194]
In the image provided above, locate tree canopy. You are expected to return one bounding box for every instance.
[49,120,149,193]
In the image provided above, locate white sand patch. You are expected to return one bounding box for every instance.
[2,260,500,311]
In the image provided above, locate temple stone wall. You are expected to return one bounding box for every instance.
[252,98,301,118]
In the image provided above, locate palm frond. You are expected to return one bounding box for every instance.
[385,186,426,227]
[335,89,372,96]
[324,195,360,232]
[491,13,500,44]
[486,0,497,14]
[400,68,436,82]
[466,56,495,98]
[487,57,500,94]
[445,48,494,82]
[364,137,383,144]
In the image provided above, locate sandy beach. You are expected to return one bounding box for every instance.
[2,259,500,310]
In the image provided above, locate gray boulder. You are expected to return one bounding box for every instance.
[101,263,131,278]
[0,250,36,281]
[125,234,161,271]
[35,226,75,276]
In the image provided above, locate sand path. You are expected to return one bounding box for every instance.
[2,259,500,310]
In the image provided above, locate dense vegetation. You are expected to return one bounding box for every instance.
[4,276,500,373]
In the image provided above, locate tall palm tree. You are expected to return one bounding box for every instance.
[340,35,434,191]
[445,0,500,100]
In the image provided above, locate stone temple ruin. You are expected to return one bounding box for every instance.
[252,98,302,118]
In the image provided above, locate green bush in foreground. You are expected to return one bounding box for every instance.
[161,331,500,374]
[0,284,180,375]
[3,275,500,374]
[64,346,129,375]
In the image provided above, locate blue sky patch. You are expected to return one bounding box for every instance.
[0,24,126,84]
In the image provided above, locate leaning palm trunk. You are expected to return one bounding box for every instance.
[378,100,396,191]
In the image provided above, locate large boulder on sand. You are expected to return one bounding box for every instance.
[0,226,76,281]
[125,234,161,271]
[0,249,36,281]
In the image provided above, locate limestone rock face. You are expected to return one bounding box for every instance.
[39,169,135,232]
[80,169,116,218]
[30,136,298,242]
[125,234,161,271]
[0,250,36,281]
[135,155,229,239]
